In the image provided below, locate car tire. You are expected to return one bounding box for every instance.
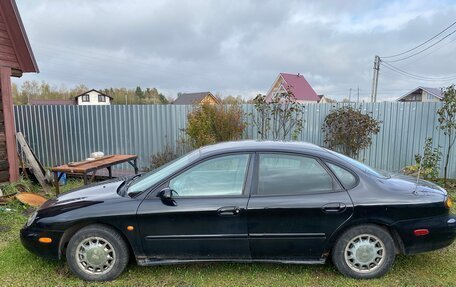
[332,224,395,279]
[66,224,129,281]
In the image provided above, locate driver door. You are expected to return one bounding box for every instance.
[137,153,253,260]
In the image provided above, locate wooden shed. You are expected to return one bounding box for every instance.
[0,0,38,184]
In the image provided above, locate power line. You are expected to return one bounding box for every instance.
[382,28,456,63]
[381,20,456,59]
[381,61,456,81]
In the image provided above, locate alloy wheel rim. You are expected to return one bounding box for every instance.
[76,236,116,275]
[344,233,385,273]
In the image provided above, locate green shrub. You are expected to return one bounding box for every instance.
[150,144,178,169]
[402,137,441,179]
[185,103,245,148]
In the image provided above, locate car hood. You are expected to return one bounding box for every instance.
[40,178,126,210]
[386,173,447,196]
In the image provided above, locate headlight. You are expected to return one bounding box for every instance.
[26,211,37,227]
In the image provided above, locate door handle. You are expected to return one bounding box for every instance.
[217,206,241,216]
[322,202,346,213]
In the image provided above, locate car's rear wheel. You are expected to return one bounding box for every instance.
[332,224,395,279]
[66,224,129,281]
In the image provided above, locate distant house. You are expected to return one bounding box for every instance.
[173,92,220,105]
[396,87,443,102]
[75,89,113,105]
[318,95,336,103]
[266,73,320,103]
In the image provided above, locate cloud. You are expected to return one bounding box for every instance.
[14,0,456,101]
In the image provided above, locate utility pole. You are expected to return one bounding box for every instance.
[370,55,380,102]
[357,86,360,103]
[349,88,352,103]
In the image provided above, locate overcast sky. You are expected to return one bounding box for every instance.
[14,0,456,101]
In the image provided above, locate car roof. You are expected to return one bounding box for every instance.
[198,140,328,156]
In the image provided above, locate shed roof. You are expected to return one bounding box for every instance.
[173,92,218,104]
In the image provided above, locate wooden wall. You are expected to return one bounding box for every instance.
[0,92,9,184]
[0,10,20,71]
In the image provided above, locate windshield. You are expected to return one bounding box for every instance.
[326,149,390,179]
[127,149,200,196]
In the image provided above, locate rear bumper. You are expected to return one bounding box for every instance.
[20,226,63,260]
[393,214,456,255]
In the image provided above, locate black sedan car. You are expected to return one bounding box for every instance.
[21,141,455,281]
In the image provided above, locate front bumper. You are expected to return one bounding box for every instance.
[20,227,64,260]
[393,214,456,255]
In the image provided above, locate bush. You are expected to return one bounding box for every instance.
[249,92,304,140]
[322,106,381,157]
[402,137,441,179]
[185,103,245,148]
[150,144,178,169]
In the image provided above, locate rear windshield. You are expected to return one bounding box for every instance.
[325,149,390,179]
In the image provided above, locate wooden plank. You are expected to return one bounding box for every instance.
[0,30,11,40]
[16,132,50,193]
[68,155,114,167]
[0,52,18,63]
[0,170,8,182]
[0,66,17,182]
[0,159,8,170]
[0,58,19,69]
[0,43,14,55]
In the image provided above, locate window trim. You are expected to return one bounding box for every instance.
[82,94,90,102]
[146,152,254,199]
[322,160,360,190]
[251,152,343,197]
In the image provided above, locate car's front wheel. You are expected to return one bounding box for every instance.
[66,224,129,281]
[332,224,395,279]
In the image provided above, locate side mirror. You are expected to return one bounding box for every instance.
[158,187,175,203]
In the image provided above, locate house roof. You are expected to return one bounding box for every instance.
[30,99,76,105]
[0,0,39,75]
[280,73,319,101]
[266,73,319,102]
[396,86,443,101]
[173,92,218,105]
[74,89,113,100]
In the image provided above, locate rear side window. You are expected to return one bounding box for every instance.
[326,162,357,189]
[257,154,336,195]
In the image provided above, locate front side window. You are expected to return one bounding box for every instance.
[258,153,335,195]
[169,154,250,197]
[98,94,106,102]
[82,94,90,102]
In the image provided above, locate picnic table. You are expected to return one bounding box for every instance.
[51,154,138,195]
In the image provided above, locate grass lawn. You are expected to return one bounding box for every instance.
[0,180,455,287]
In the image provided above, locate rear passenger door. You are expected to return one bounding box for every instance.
[247,153,354,261]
